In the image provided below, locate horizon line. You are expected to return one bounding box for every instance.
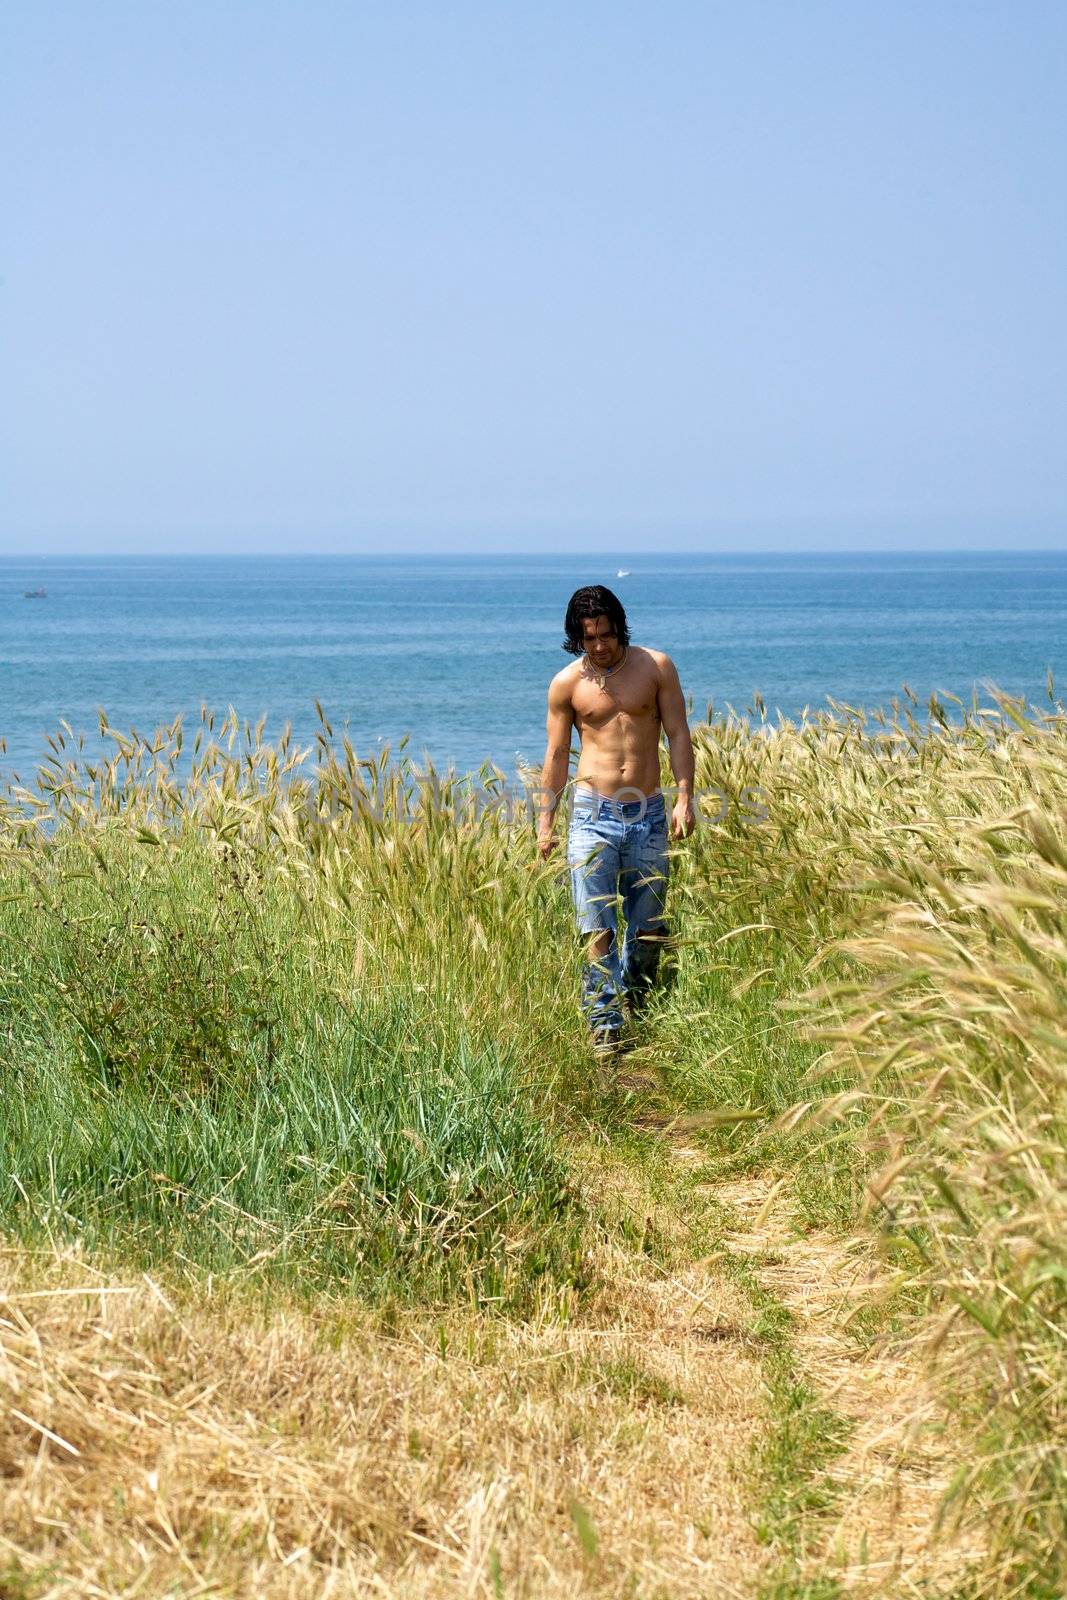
[3,544,1067,561]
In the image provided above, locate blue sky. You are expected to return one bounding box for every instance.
[3,2,1065,553]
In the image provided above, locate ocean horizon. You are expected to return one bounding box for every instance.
[3,549,1066,783]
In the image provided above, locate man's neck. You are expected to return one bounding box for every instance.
[586,646,626,673]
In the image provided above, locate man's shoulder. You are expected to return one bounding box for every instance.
[550,659,583,685]
[548,660,582,699]
[635,645,674,674]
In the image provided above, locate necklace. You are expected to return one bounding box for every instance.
[585,646,628,691]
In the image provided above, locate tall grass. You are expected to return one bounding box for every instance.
[1,709,587,1308]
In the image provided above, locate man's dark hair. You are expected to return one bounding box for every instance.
[563,585,631,656]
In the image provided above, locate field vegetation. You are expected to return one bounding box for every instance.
[1,690,1064,1596]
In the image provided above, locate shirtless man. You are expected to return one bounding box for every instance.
[537,584,695,1054]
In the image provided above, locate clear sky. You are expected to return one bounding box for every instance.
[3,1,1065,554]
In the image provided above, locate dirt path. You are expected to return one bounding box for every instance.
[713,1170,985,1596]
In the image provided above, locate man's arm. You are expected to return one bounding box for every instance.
[537,672,574,860]
[657,655,696,839]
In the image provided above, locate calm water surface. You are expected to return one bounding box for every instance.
[2,552,1065,781]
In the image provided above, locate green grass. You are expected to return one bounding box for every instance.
[640,928,866,1230]
[2,989,584,1306]
[0,756,592,1308]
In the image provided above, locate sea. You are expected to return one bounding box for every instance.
[2,551,1065,785]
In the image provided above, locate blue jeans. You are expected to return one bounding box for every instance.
[567,789,670,1035]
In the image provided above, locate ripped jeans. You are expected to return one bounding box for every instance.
[567,788,670,1036]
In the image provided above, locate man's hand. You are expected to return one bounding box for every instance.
[670,796,696,840]
[537,826,559,861]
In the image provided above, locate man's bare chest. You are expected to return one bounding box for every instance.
[572,670,659,729]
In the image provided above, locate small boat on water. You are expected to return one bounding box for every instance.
[616,568,631,578]
[23,587,47,599]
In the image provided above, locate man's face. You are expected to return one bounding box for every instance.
[581,614,621,666]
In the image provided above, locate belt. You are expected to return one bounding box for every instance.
[573,786,664,819]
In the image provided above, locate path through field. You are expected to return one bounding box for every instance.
[0,1057,976,1599]
[651,1058,983,1599]
[719,1174,985,1596]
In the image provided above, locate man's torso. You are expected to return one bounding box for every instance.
[566,645,664,797]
